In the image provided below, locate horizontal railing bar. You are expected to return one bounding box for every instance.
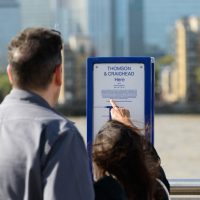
[169,179,200,195]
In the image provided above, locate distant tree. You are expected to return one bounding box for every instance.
[0,73,11,102]
[156,55,174,66]
[194,66,200,101]
[195,66,200,84]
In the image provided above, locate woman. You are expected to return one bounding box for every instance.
[93,100,170,200]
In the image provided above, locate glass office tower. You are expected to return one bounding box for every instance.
[88,0,144,56]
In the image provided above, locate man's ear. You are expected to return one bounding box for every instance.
[7,65,13,85]
[54,64,62,86]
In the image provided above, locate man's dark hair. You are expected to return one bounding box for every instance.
[8,27,63,90]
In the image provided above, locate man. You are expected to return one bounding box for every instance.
[0,28,94,200]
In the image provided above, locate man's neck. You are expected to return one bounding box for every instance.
[31,88,56,107]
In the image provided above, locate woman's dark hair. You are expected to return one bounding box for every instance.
[8,27,63,90]
[93,120,160,200]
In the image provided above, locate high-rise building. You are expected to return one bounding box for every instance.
[159,16,200,104]
[126,0,144,56]
[89,0,200,56]
[88,0,113,56]
[175,16,200,103]
[19,0,88,41]
[0,0,20,70]
[145,0,200,53]
[57,0,88,41]
[88,0,144,56]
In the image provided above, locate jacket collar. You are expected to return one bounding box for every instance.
[3,88,52,110]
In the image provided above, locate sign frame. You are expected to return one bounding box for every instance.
[86,57,155,148]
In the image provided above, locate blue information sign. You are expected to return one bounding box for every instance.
[87,57,154,148]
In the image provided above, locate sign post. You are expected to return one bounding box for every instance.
[87,57,154,147]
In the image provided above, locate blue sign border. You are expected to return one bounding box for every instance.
[86,57,154,149]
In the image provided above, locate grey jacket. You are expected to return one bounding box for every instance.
[0,89,94,200]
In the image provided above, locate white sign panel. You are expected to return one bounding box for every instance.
[93,63,145,137]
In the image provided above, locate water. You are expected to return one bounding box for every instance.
[154,114,200,179]
[68,114,200,180]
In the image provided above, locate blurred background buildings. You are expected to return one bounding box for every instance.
[0,0,20,69]
[88,0,144,56]
[1,0,200,113]
[160,16,200,105]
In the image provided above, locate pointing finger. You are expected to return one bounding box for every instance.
[110,99,118,108]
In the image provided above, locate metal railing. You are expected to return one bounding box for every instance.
[170,179,200,196]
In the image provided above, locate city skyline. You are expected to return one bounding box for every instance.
[1,0,200,69]
[160,16,200,104]
[145,0,200,52]
[88,0,144,56]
